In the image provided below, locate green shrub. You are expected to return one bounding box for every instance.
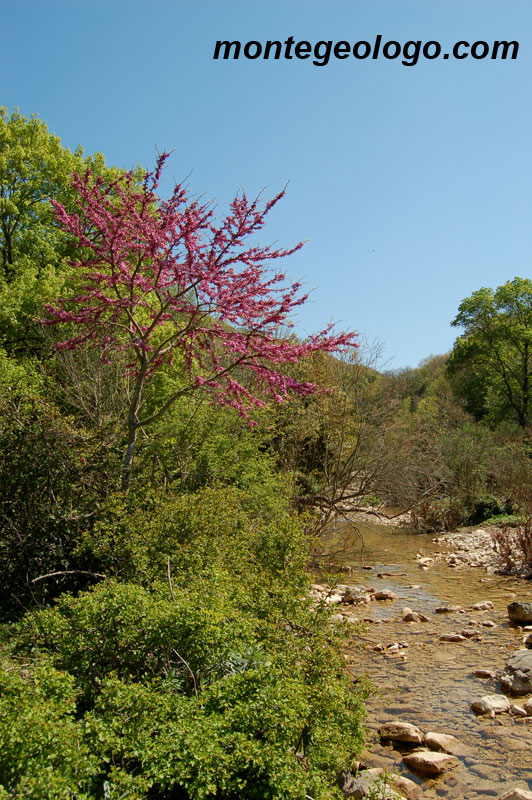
[80,484,310,588]
[14,569,366,799]
[0,657,97,799]
[17,580,262,703]
[0,388,116,617]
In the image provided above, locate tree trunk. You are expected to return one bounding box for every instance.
[121,423,138,491]
[121,359,147,491]
[522,341,529,431]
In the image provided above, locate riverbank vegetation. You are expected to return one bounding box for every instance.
[1,108,531,798]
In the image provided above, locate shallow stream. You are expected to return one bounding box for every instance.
[328,519,532,799]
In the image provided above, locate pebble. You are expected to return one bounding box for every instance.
[402,607,429,623]
[461,629,482,640]
[435,604,463,614]
[440,633,466,642]
[385,641,408,652]
[373,590,397,601]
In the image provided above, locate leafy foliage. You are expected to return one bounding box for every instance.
[0,351,119,616]
[0,107,119,355]
[0,656,97,799]
[14,530,366,798]
[449,277,532,429]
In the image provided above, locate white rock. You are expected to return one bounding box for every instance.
[470,600,494,611]
[523,697,532,716]
[325,593,343,605]
[373,590,397,601]
[337,584,371,605]
[402,750,459,775]
[385,641,408,654]
[461,629,482,639]
[378,720,424,744]
[510,704,528,717]
[497,789,532,800]
[471,694,510,714]
[386,643,401,654]
[402,607,429,623]
[424,731,461,754]
[500,649,532,695]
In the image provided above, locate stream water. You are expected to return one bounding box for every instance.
[327,519,532,799]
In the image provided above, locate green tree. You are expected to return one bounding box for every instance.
[0,107,117,354]
[449,277,532,430]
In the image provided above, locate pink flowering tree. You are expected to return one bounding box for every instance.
[44,156,357,490]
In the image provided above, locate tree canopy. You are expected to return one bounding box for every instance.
[449,277,532,430]
[0,107,120,354]
[44,153,358,489]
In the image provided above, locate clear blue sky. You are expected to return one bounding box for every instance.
[2,0,531,368]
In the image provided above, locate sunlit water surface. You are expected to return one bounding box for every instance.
[324,519,532,799]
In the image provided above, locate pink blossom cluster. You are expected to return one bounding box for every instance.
[44,155,357,417]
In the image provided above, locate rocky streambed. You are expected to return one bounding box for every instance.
[319,519,532,800]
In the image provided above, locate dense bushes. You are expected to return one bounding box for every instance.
[7,548,366,798]
[0,352,119,615]
[0,657,97,799]
[0,370,368,796]
[0,335,367,798]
